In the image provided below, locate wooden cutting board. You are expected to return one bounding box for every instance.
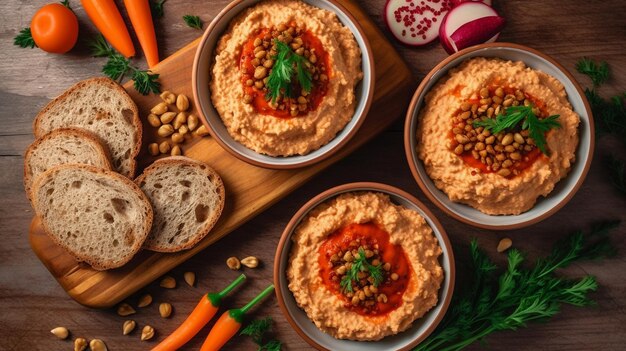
[29,0,413,308]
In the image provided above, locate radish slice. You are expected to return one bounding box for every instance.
[449,16,505,52]
[451,0,493,7]
[439,2,504,54]
[384,0,455,46]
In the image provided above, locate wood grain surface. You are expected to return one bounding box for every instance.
[1,1,625,351]
[28,0,414,309]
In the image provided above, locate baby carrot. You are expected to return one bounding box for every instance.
[200,284,275,351]
[81,0,135,58]
[123,0,159,67]
[151,274,246,351]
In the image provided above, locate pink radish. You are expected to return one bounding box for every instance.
[384,0,493,46]
[439,2,505,54]
[384,0,455,46]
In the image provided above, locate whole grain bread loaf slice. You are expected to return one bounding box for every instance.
[24,127,113,203]
[33,77,141,178]
[135,156,225,252]
[31,164,153,270]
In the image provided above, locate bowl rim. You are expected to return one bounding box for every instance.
[191,0,375,170]
[403,42,595,230]
[273,181,456,351]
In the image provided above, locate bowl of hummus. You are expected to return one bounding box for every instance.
[274,182,455,350]
[405,43,594,229]
[192,0,374,169]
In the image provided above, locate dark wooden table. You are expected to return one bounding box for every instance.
[1,1,625,350]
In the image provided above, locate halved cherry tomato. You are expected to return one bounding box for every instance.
[30,3,79,54]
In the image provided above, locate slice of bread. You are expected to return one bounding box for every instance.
[33,77,141,178]
[135,156,225,252]
[31,164,153,270]
[24,127,113,203]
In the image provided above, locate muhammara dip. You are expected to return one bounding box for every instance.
[210,0,363,156]
[416,57,580,215]
[287,192,443,340]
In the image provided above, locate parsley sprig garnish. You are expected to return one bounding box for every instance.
[265,40,312,103]
[183,15,203,30]
[473,105,560,155]
[416,221,619,351]
[576,57,610,87]
[240,317,282,351]
[89,35,160,95]
[14,28,36,49]
[339,247,384,294]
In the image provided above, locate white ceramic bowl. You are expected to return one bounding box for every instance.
[274,182,455,351]
[404,43,594,230]
[192,0,374,169]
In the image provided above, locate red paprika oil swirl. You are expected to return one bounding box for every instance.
[449,84,548,177]
[239,27,330,119]
[317,223,411,316]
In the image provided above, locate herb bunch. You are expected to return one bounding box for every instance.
[575,58,626,195]
[240,317,282,351]
[340,247,384,294]
[265,40,313,103]
[89,35,161,95]
[416,221,619,351]
[473,105,560,155]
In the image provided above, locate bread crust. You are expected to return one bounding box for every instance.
[23,127,113,204]
[31,164,153,270]
[32,77,141,178]
[135,156,226,252]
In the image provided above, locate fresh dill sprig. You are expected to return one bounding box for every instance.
[265,40,312,103]
[473,105,560,155]
[576,57,610,87]
[340,247,384,294]
[92,36,160,95]
[183,15,203,30]
[415,221,619,351]
[240,317,282,351]
[14,28,36,49]
[150,0,166,19]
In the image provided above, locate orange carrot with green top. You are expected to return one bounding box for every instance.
[81,0,135,58]
[151,274,246,351]
[200,284,275,351]
[123,0,159,68]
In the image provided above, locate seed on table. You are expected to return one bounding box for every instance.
[241,256,259,268]
[176,94,190,112]
[117,303,136,316]
[226,256,241,270]
[147,114,161,127]
[90,339,107,351]
[171,145,182,156]
[160,111,176,124]
[497,237,513,253]
[151,102,168,115]
[123,320,136,335]
[187,114,199,131]
[173,112,187,129]
[74,338,88,351]
[184,272,196,287]
[171,133,184,144]
[141,325,155,341]
[50,327,69,339]
[159,303,173,318]
[160,275,176,289]
[158,124,174,137]
[179,125,189,135]
[195,125,209,136]
[160,91,176,105]
[137,294,152,308]
[159,141,171,154]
